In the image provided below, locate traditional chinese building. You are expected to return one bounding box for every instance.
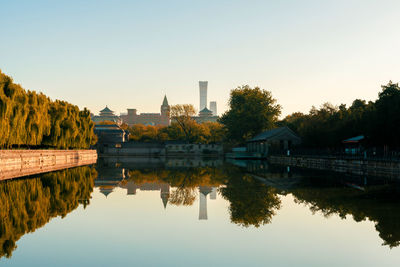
[92,106,122,125]
[193,107,219,123]
[247,126,301,156]
[94,124,129,144]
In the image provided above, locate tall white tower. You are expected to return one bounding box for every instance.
[209,101,217,116]
[199,81,208,111]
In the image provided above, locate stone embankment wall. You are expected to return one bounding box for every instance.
[100,142,223,157]
[102,143,164,157]
[0,150,98,181]
[269,155,400,178]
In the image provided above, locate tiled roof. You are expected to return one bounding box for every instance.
[100,106,113,113]
[248,127,301,143]
[199,107,212,114]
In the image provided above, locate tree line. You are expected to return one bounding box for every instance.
[0,71,97,149]
[280,81,400,150]
[118,104,225,144]
[217,82,400,151]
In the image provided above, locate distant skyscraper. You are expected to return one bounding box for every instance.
[199,81,208,111]
[209,101,217,116]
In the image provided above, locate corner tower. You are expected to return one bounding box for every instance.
[160,95,170,125]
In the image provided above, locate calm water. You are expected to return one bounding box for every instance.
[1,157,400,266]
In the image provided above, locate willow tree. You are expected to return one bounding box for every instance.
[0,70,96,149]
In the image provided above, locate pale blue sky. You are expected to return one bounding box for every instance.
[1,0,399,116]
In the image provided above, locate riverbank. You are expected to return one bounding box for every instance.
[0,150,98,180]
[269,155,400,178]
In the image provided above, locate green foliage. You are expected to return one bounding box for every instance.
[280,81,400,148]
[0,71,96,149]
[0,166,97,258]
[220,85,281,144]
[127,121,225,144]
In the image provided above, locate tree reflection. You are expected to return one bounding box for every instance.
[127,165,282,227]
[220,172,281,227]
[290,178,400,248]
[0,166,96,258]
[169,187,197,206]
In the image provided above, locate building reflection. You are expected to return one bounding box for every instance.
[95,167,172,209]
[199,186,212,220]
[95,173,218,218]
[95,164,218,220]
[124,181,171,209]
[94,162,220,216]
[95,164,126,197]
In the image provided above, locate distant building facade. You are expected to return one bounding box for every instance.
[120,95,170,126]
[125,182,170,209]
[92,106,122,125]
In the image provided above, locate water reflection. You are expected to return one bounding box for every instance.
[95,157,226,219]
[0,166,97,258]
[2,157,400,263]
[95,157,400,248]
[230,159,400,248]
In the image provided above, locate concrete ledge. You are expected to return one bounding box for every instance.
[0,150,98,181]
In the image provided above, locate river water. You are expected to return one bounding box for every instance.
[1,157,400,266]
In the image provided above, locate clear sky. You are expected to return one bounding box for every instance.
[1,0,399,117]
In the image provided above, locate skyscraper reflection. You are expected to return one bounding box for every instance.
[199,186,212,220]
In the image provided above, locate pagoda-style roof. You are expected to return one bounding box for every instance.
[100,106,114,114]
[199,107,213,115]
[99,186,114,197]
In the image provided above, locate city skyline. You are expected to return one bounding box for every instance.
[1,1,399,118]
[91,82,218,116]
